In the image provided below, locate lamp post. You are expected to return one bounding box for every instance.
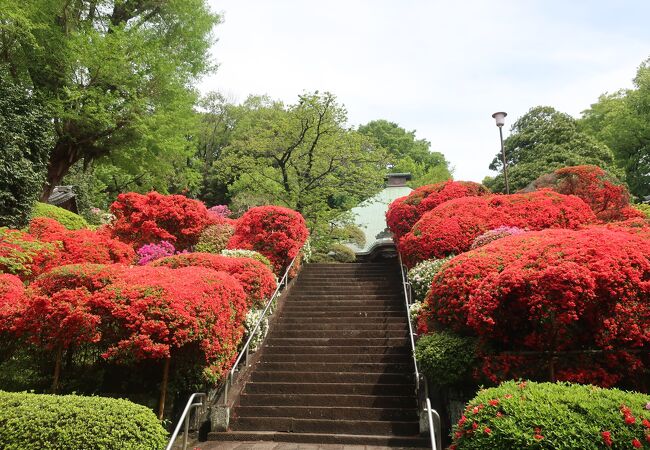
[492,111,509,194]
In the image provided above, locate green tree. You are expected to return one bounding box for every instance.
[485,106,617,192]
[580,58,650,198]
[0,0,218,200]
[205,92,388,230]
[358,119,452,187]
[0,72,52,227]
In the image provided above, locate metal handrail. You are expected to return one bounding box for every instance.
[398,253,440,450]
[164,392,207,450]
[223,256,297,404]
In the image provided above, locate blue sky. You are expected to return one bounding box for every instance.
[200,1,650,181]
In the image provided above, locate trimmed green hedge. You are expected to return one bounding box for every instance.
[0,391,168,449]
[451,381,650,450]
[415,331,476,386]
[31,202,89,230]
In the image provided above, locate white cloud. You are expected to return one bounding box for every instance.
[200,0,650,181]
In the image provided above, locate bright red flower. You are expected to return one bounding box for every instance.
[632,438,642,448]
[386,180,490,242]
[227,206,308,274]
[601,431,613,447]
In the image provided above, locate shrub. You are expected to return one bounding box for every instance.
[208,204,232,219]
[329,244,356,262]
[109,191,213,250]
[196,223,235,254]
[31,202,88,230]
[400,190,596,266]
[423,227,650,386]
[29,217,135,266]
[0,73,51,229]
[408,257,453,303]
[221,249,274,271]
[450,381,650,450]
[415,332,477,386]
[386,181,490,242]
[22,264,248,410]
[0,228,59,281]
[0,390,167,450]
[227,205,309,273]
[244,308,269,352]
[136,241,176,265]
[470,226,525,249]
[0,274,24,329]
[529,165,638,222]
[634,203,650,219]
[153,253,277,308]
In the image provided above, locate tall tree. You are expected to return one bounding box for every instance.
[205,92,388,229]
[580,58,650,198]
[358,120,452,187]
[0,72,52,227]
[0,0,219,200]
[484,106,617,192]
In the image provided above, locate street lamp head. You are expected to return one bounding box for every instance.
[492,111,507,127]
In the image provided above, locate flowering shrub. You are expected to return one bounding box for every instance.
[634,203,650,219]
[530,165,640,222]
[423,227,650,386]
[153,253,277,308]
[470,226,525,249]
[244,308,269,352]
[29,217,135,267]
[195,223,235,254]
[0,227,59,281]
[408,257,453,303]
[415,332,477,386]
[227,206,309,273]
[400,190,596,266]
[31,202,89,230]
[221,249,274,271]
[20,264,248,398]
[207,205,232,219]
[136,241,177,265]
[386,181,490,242]
[0,274,24,329]
[109,192,213,250]
[450,381,650,450]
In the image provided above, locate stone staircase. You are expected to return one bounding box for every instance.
[208,262,427,447]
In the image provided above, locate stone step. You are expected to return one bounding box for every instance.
[244,382,415,396]
[260,353,412,364]
[284,299,402,307]
[250,371,412,384]
[287,293,402,299]
[234,405,417,421]
[269,330,408,339]
[272,322,407,331]
[278,316,407,324]
[206,430,429,448]
[279,311,405,318]
[282,307,404,315]
[265,337,409,347]
[262,345,409,355]
[255,361,412,373]
[230,417,420,436]
[238,393,417,408]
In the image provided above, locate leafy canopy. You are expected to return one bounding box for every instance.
[358,119,452,187]
[484,106,617,192]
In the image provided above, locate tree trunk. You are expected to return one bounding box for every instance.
[158,357,171,420]
[52,346,63,394]
[40,140,81,202]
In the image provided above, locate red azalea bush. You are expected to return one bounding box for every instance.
[529,165,642,222]
[0,227,59,281]
[422,227,650,387]
[400,190,596,266]
[0,274,24,328]
[153,253,277,308]
[386,181,490,242]
[29,217,135,266]
[108,192,213,250]
[227,206,308,273]
[19,264,248,389]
